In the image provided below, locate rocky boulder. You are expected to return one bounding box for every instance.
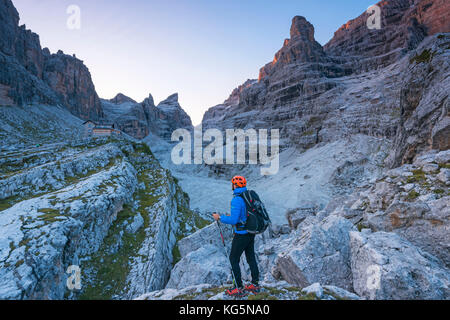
[166,245,231,289]
[331,150,450,267]
[302,283,360,300]
[349,230,450,299]
[285,206,317,230]
[166,223,239,289]
[272,215,355,291]
[177,223,234,258]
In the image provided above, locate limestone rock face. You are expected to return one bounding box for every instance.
[109,93,137,105]
[223,79,257,106]
[166,245,231,289]
[0,0,103,120]
[101,92,193,140]
[258,16,326,81]
[202,0,449,166]
[0,160,138,299]
[165,223,236,289]
[325,0,450,61]
[272,215,355,291]
[0,107,205,300]
[384,36,449,167]
[123,166,195,299]
[350,230,449,300]
[43,51,103,120]
[154,93,194,140]
[0,0,44,78]
[101,95,150,139]
[176,223,234,258]
[331,150,450,268]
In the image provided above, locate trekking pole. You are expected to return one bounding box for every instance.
[216,220,237,288]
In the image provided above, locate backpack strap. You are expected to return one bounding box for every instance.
[240,190,253,208]
[235,191,251,231]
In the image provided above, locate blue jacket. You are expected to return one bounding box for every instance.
[220,187,248,234]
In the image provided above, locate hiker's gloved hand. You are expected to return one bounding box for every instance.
[212,213,220,221]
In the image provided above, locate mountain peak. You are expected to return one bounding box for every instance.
[142,93,155,107]
[109,93,136,104]
[258,16,324,80]
[165,93,179,103]
[157,93,179,108]
[290,16,315,41]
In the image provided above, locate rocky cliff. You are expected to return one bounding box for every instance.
[0,0,201,300]
[1,0,449,301]
[0,0,103,120]
[0,108,207,299]
[202,0,449,168]
[142,0,450,301]
[101,92,193,140]
[137,149,449,300]
[324,0,450,61]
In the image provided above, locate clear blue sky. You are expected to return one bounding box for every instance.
[14,0,376,124]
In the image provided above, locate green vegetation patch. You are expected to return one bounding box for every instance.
[173,291,202,300]
[263,286,285,296]
[132,142,154,157]
[0,195,20,212]
[322,288,346,300]
[297,292,320,300]
[247,292,278,300]
[78,141,203,299]
[79,167,164,300]
[407,190,420,201]
[0,155,41,176]
[37,208,66,223]
[15,259,25,268]
[410,49,434,64]
[36,207,69,225]
[79,204,144,300]
[172,192,210,266]
[202,286,227,299]
[406,169,426,184]
[64,156,121,186]
[301,129,315,137]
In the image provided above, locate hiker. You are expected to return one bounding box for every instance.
[212,176,261,297]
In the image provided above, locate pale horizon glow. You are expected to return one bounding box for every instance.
[13,0,376,125]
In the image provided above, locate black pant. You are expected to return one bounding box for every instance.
[229,233,259,288]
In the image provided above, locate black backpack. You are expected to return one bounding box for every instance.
[237,190,271,234]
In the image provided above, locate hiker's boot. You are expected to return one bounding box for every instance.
[244,283,260,294]
[225,287,247,298]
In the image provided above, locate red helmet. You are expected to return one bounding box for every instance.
[232,176,247,188]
